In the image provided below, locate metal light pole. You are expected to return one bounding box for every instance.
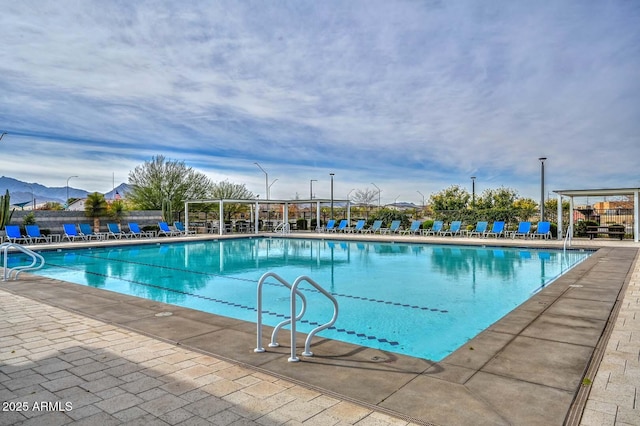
[310,179,317,199]
[330,173,335,219]
[29,184,35,210]
[66,175,78,210]
[371,182,381,207]
[254,162,269,200]
[417,190,425,210]
[471,176,476,208]
[539,158,547,220]
[0,132,7,141]
[268,178,278,197]
[347,188,355,200]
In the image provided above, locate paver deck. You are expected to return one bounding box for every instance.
[0,234,638,425]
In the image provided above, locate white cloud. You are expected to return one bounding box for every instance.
[1,1,639,202]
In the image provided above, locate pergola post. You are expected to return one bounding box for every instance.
[219,200,224,235]
[556,194,562,240]
[634,190,639,243]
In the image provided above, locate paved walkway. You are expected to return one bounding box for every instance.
[0,291,414,426]
[579,249,640,425]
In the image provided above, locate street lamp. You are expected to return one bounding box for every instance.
[346,188,355,201]
[66,175,78,210]
[330,173,335,219]
[254,162,269,200]
[268,178,278,197]
[471,176,476,208]
[0,132,7,141]
[310,179,317,199]
[371,182,381,207]
[29,184,35,210]
[417,190,425,209]
[539,158,547,220]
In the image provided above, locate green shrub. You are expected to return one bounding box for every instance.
[421,220,434,230]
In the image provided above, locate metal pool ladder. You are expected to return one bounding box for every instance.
[273,222,290,234]
[1,242,46,281]
[255,272,339,362]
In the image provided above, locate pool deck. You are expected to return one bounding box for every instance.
[1,233,638,425]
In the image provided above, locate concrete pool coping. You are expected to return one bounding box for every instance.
[1,233,638,425]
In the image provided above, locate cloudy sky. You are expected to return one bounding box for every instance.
[1,1,639,205]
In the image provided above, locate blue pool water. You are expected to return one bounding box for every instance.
[21,238,591,361]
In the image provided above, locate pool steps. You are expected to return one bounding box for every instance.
[255,271,339,362]
[1,242,45,281]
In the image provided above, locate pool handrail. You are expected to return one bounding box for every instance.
[273,222,290,235]
[255,272,307,353]
[289,275,339,362]
[1,242,45,281]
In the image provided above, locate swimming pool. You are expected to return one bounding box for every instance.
[23,238,591,361]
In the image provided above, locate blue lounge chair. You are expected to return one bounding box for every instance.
[332,219,349,232]
[440,221,463,237]
[107,223,129,239]
[325,219,337,232]
[364,220,383,234]
[381,220,401,234]
[485,221,506,238]
[349,219,366,233]
[468,221,488,237]
[174,221,195,235]
[79,223,104,240]
[158,221,180,237]
[424,220,443,236]
[4,225,29,244]
[512,221,532,239]
[400,220,422,235]
[25,225,51,243]
[533,221,552,239]
[62,224,86,242]
[128,222,153,238]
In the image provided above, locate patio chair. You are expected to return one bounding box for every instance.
[319,219,336,233]
[62,224,86,242]
[107,223,129,239]
[25,225,51,243]
[363,220,383,234]
[532,221,552,239]
[400,220,422,235]
[381,220,401,234]
[511,221,532,239]
[128,222,154,238]
[158,221,180,237]
[348,219,366,233]
[468,221,488,237]
[440,220,463,237]
[484,221,506,238]
[174,221,195,235]
[4,225,30,244]
[424,220,444,236]
[332,219,349,232]
[78,223,104,240]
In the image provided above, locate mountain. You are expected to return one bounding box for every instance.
[0,176,129,205]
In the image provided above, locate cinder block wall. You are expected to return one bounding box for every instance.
[9,210,163,233]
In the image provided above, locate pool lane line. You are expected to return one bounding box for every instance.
[65,252,450,314]
[43,261,403,349]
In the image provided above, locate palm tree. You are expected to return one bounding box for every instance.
[108,199,127,224]
[84,192,108,232]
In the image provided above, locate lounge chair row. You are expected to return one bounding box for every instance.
[315,220,552,239]
[3,221,196,244]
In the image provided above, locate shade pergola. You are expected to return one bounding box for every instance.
[553,187,639,243]
[184,198,352,235]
